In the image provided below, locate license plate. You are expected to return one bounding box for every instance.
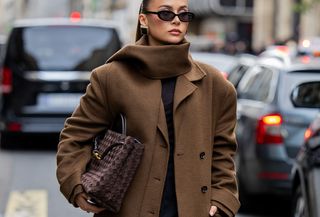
[38,93,83,108]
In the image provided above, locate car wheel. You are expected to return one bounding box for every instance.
[292,185,307,217]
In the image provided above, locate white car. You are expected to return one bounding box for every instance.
[191,52,238,78]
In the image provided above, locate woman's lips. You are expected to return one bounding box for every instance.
[169,29,182,36]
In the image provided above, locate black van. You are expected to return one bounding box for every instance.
[0,18,122,148]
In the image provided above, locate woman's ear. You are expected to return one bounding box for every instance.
[139,14,148,27]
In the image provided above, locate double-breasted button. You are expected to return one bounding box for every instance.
[201,186,208,193]
[200,152,206,159]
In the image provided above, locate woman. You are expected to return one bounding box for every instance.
[56,0,240,216]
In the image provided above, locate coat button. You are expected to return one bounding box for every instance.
[200,152,206,159]
[201,186,208,193]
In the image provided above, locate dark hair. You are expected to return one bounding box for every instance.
[141,0,150,12]
[136,0,151,41]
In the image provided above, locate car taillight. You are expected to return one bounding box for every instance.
[7,122,22,132]
[1,67,12,94]
[221,72,228,79]
[256,114,283,144]
[304,127,313,141]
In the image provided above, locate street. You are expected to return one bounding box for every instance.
[0,142,289,217]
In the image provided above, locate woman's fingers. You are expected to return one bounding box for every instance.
[209,205,218,216]
[75,193,106,213]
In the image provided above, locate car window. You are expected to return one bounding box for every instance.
[228,64,250,87]
[5,26,121,71]
[279,71,320,110]
[237,65,274,102]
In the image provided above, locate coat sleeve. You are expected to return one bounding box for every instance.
[211,83,240,216]
[56,68,114,206]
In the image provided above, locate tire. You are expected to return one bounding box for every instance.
[292,185,307,217]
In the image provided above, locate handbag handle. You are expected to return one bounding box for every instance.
[111,113,126,135]
[93,114,126,151]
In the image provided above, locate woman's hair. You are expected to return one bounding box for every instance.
[140,0,150,12]
[135,0,151,41]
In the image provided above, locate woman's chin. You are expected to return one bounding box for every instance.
[162,36,184,45]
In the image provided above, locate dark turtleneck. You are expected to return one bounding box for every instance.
[160,77,178,217]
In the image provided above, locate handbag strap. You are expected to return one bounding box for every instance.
[111,113,126,135]
[93,114,126,154]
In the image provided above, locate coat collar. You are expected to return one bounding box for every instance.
[107,35,192,79]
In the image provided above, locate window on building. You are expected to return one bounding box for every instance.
[220,0,253,8]
[245,0,254,8]
[220,0,236,7]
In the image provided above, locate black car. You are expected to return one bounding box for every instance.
[291,82,320,217]
[236,52,320,199]
[0,18,122,148]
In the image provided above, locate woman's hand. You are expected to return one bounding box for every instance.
[75,193,106,214]
[209,205,218,216]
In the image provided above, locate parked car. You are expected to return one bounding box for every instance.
[227,53,256,88]
[0,34,6,60]
[236,53,320,199]
[0,18,122,148]
[298,37,320,56]
[191,52,238,78]
[291,82,320,217]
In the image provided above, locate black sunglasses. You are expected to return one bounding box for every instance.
[143,10,195,22]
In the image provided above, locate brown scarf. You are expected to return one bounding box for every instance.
[106,35,192,79]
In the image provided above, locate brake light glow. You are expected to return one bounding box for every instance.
[1,67,12,94]
[70,11,81,22]
[7,122,22,132]
[221,72,228,79]
[300,55,311,64]
[304,127,313,141]
[262,115,282,125]
[258,172,289,180]
[275,45,289,54]
[314,51,320,57]
[256,114,283,144]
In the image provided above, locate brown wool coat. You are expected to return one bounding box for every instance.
[56,36,240,217]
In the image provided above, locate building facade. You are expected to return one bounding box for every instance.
[188,0,254,52]
[252,0,320,52]
[0,0,70,34]
[1,0,319,50]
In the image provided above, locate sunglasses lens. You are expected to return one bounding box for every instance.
[179,12,194,22]
[158,11,176,21]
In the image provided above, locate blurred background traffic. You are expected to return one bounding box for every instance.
[0,0,320,217]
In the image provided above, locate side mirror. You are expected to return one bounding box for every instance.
[291,81,320,108]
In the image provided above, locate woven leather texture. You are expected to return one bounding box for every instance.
[81,130,144,213]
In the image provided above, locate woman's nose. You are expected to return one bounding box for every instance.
[171,15,180,24]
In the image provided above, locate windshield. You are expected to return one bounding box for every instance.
[6,26,121,71]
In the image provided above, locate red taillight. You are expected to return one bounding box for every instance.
[304,127,313,141]
[258,172,289,180]
[256,114,283,144]
[1,67,12,94]
[7,122,21,132]
[70,11,81,22]
[221,72,228,79]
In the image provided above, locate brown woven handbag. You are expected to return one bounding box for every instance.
[81,114,144,213]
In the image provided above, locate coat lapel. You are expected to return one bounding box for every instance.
[156,62,207,148]
[174,62,206,112]
[173,75,198,113]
